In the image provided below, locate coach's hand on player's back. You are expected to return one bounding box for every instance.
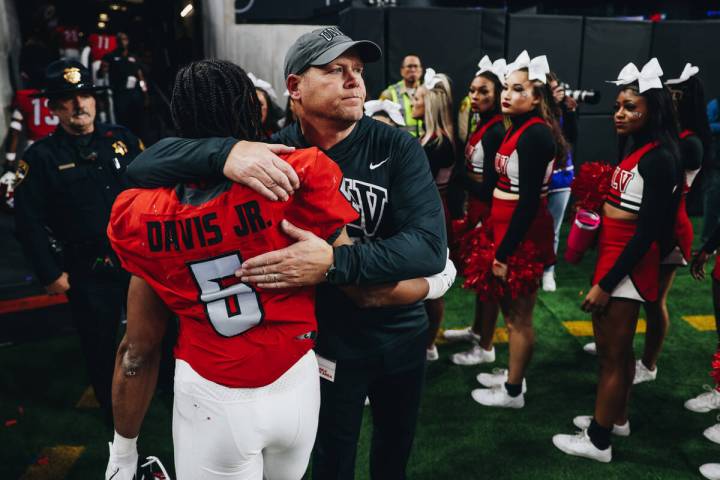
[238,220,333,288]
[225,141,300,202]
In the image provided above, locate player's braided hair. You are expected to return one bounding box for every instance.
[170,59,263,141]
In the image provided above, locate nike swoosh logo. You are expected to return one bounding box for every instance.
[369,157,390,170]
[108,467,120,480]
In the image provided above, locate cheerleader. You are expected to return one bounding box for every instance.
[689,224,720,480]
[553,58,683,462]
[247,73,283,137]
[442,56,507,367]
[411,68,456,360]
[364,99,406,128]
[469,50,562,408]
[636,63,708,384]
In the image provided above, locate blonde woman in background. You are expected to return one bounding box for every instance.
[412,68,456,361]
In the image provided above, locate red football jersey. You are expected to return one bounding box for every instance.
[11,90,59,141]
[108,147,358,388]
[89,33,117,61]
[56,25,81,49]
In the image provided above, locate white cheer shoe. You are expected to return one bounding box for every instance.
[552,429,612,463]
[451,345,495,366]
[572,415,630,437]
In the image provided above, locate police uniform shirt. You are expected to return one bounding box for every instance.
[14,123,142,284]
[125,116,448,361]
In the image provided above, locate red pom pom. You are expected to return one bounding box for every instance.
[571,162,614,212]
[710,350,720,386]
[460,222,544,302]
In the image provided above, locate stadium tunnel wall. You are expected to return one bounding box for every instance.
[0,0,22,149]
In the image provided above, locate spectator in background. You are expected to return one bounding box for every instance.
[4,68,59,172]
[411,68,456,361]
[704,95,720,242]
[543,72,578,292]
[101,32,149,138]
[380,54,424,136]
[248,72,284,137]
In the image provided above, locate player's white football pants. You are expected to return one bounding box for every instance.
[172,350,320,479]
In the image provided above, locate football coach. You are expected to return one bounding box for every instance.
[125,28,446,479]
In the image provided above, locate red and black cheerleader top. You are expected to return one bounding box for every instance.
[465,114,504,175]
[493,111,556,262]
[598,137,683,292]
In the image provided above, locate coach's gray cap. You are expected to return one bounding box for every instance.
[283,27,381,78]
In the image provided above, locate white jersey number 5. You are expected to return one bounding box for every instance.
[188,253,263,337]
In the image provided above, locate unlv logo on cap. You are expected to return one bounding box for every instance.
[319,27,344,42]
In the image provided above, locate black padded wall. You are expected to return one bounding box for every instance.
[385,7,483,104]
[573,115,618,167]
[506,14,583,87]
[651,20,720,102]
[481,8,507,61]
[579,18,653,115]
[338,7,387,99]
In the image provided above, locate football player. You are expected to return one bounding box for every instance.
[105,60,454,479]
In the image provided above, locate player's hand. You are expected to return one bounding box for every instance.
[491,259,508,281]
[105,442,138,480]
[691,250,711,281]
[581,284,610,313]
[224,141,300,202]
[46,272,70,295]
[238,220,333,288]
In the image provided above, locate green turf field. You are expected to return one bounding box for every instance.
[2,220,719,479]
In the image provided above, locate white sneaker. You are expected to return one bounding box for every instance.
[583,342,597,355]
[442,326,481,343]
[471,385,524,409]
[476,368,527,393]
[701,463,720,480]
[686,386,720,413]
[572,415,631,437]
[426,345,439,362]
[451,345,495,366]
[542,271,556,292]
[704,419,720,445]
[552,429,612,463]
[633,359,657,384]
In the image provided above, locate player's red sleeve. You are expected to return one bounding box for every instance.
[284,148,358,241]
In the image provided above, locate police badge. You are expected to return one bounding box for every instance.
[63,67,82,85]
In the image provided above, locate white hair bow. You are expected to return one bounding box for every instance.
[607,58,664,93]
[506,50,550,83]
[424,68,443,89]
[364,100,406,126]
[476,55,507,81]
[665,62,700,85]
[247,72,278,102]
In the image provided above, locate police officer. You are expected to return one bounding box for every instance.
[380,54,424,137]
[14,59,143,420]
[101,32,149,137]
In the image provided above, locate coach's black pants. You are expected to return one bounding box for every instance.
[66,267,129,418]
[312,331,426,480]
